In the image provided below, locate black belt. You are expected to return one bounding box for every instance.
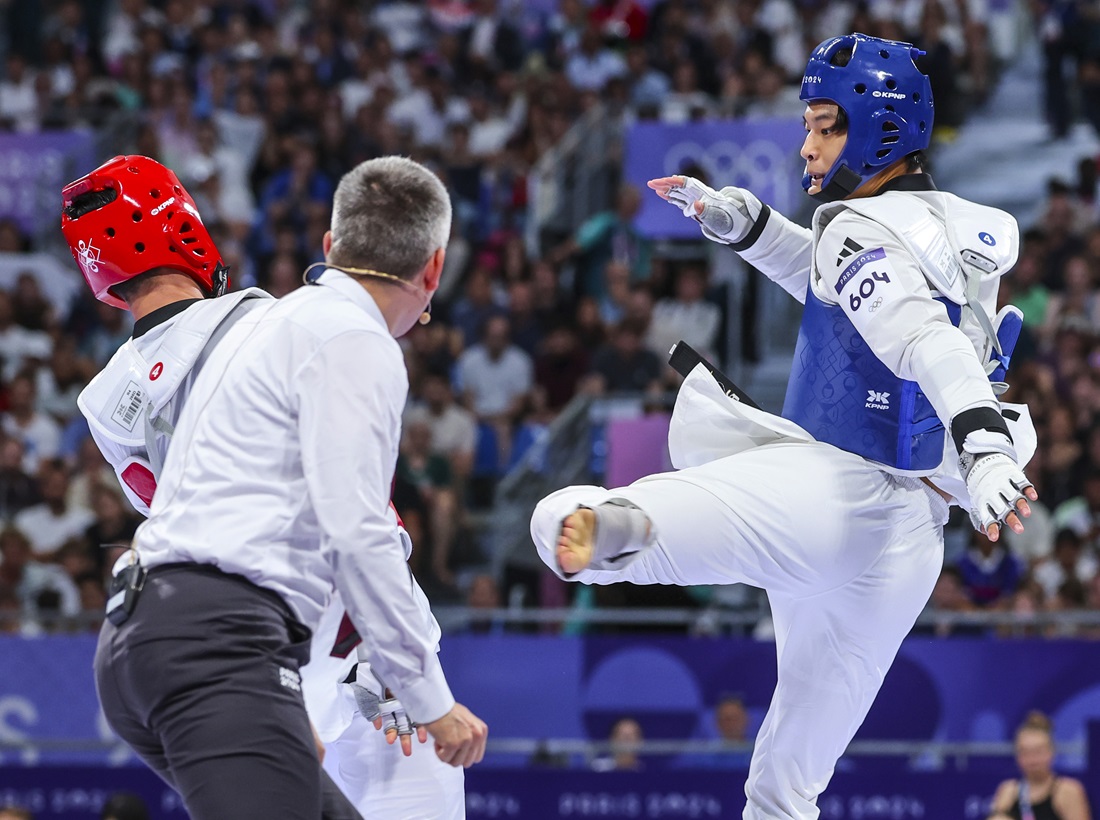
[108,560,298,627]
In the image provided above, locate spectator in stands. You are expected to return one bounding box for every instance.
[254,138,334,257]
[1040,405,1085,509]
[13,459,94,561]
[397,416,461,586]
[692,694,754,769]
[2,372,61,474]
[83,485,140,575]
[660,59,713,123]
[534,323,590,412]
[65,435,120,514]
[0,526,80,624]
[76,572,105,631]
[455,313,534,468]
[565,26,626,92]
[450,264,507,348]
[0,588,26,635]
[957,530,1023,608]
[462,573,505,634]
[1041,254,1100,347]
[648,264,722,365]
[0,807,33,820]
[624,43,670,111]
[987,711,1092,820]
[597,260,632,325]
[56,537,95,584]
[554,184,650,299]
[920,566,982,637]
[1034,528,1098,602]
[0,292,52,382]
[1038,181,1090,290]
[35,337,89,423]
[0,53,37,132]
[11,272,55,332]
[591,716,645,772]
[1053,469,1100,549]
[743,61,803,121]
[1008,238,1052,336]
[0,436,38,520]
[505,278,544,356]
[588,319,662,397]
[405,371,477,482]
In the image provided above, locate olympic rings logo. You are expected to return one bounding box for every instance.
[662,139,791,185]
[660,138,802,212]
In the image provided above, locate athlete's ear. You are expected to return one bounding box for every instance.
[322,230,333,257]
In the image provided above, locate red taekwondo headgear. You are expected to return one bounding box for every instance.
[61,155,228,309]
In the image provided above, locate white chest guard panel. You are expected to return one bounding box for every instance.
[77,289,274,453]
[816,191,1019,364]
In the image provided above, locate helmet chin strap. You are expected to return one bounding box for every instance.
[303,262,432,325]
[810,164,864,203]
[210,263,231,298]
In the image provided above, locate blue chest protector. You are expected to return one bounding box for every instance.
[781,287,964,472]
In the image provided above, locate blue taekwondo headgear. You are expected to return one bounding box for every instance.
[799,33,934,202]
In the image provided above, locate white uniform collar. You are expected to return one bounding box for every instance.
[312,268,390,333]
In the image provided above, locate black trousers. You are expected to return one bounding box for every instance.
[94,564,362,820]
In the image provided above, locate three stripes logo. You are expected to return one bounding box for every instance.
[836,237,865,267]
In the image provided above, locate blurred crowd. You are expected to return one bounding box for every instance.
[0,0,1076,633]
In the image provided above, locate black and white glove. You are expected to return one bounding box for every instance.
[664,177,763,245]
[960,430,1033,535]
[349,662,416,739]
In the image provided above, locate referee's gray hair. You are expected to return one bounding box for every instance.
[329,156,452,280]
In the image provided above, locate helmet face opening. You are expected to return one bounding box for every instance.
[60,155,228,309]
[799,33,934,202]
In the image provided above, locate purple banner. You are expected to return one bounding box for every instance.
[0,132,97,236]
[3,635,1100,779]
[623,119,808,240]
[605,414,671,486]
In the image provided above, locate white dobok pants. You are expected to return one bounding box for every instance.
[323,708,465,820]
[531,439,948,820]
[303,601,465,820]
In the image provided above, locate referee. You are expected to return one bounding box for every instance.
[94,157,488,820]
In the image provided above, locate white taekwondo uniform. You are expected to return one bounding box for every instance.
[531,176,1036,820]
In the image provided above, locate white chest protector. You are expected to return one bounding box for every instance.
[77,289,274,511]
[814,190,1020,371]
[782,189,1028,480]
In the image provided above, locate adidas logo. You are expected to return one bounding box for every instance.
[836,237,865,267]
[865,390,890,410]
[279,667,301,692]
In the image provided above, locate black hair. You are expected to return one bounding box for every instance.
[63,188,118,220]
[830,47,853,68]
[110,270,159,304]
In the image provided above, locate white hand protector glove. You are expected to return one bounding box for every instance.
[664,177,763,245]
[349,662,416,738]
[349,661,384,722]
[960,430,1032,533]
